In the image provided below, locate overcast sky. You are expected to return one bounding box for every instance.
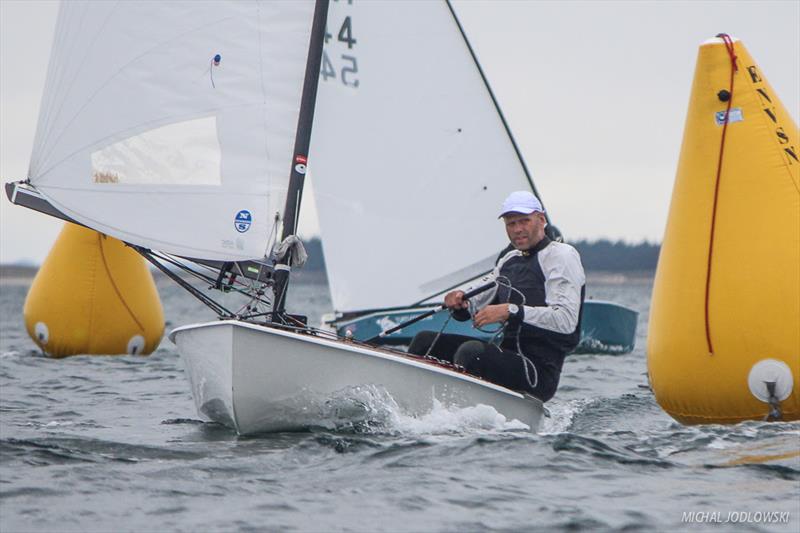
[1,0,798,264]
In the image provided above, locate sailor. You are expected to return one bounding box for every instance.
[408,191,585,401]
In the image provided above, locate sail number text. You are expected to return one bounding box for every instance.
[322,3,359,89]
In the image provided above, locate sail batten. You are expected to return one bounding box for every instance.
[28,0,317,261]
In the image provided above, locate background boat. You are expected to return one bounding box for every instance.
[326,299,638,355]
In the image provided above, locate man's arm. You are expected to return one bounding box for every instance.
[508,244,585,334]
[444,272,497,321]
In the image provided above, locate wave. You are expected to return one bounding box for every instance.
[548,432,676,469]
[0,437,203,465]
[246,384,534,438]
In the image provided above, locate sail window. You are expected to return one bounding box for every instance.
[91,117,222,185]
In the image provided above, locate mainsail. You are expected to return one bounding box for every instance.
[14,0,548,320]
[311,1,542,311]
[26,1,317,261]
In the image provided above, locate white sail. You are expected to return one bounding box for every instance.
[28,1,316,261]
[310,0,536,311]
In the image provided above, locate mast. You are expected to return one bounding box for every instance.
[272,0,330,319]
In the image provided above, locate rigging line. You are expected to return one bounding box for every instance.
[704,33,738,356]
[412,268,494,307]
[259,212,281,286]
[484,275,538,388]
[193,260,262,292]
[424,312,453,358]
[34,13,239,174]
[152,252,271,304]
[98,233,146,332]
[234,279,272,317]
[149,252,220,285]
[271,322,463,371]
[156,254,236,289]
[137,248,234,317]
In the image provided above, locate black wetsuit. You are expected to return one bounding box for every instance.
[408,237,586,401]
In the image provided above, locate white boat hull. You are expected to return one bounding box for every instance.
[170,321,544,435]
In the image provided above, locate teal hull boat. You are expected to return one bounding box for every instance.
[328,300,638,355]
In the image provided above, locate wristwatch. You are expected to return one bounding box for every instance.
[508,303,519,316]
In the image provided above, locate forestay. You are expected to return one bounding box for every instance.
[29,1,316,261]
[311,1,536,312]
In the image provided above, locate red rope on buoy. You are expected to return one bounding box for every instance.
[704,33,738,355]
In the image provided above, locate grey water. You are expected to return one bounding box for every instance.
[1,274,798,532]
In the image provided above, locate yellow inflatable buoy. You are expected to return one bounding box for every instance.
[24,223,165,357]
[648,35,799,424]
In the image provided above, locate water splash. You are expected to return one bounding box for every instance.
[296,385,530,436]
[539,398,592,434]
[386,399,530,435]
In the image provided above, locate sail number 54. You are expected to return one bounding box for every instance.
[321,14,359,88]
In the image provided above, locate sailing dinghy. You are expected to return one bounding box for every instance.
[7,0,551,434]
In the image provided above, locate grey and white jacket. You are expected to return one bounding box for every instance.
[459,237,586,355]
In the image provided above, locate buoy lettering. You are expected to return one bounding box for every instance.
[754,87,778,124]
[747,65,762,83]
[747,64,797,165]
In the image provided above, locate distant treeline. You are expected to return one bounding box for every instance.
[302,237,659,273]
[570,239,659,272]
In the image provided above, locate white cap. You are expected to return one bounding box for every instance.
[499,191,544,218]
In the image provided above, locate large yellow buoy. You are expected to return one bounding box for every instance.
[648,35,799,424]
[24,223,164,357]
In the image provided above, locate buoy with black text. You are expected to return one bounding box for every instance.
[648,35,799,424]
[24,223,165,357]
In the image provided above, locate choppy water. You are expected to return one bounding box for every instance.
[1,275,798,532]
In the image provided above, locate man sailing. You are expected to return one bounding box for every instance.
[408,191,585,401]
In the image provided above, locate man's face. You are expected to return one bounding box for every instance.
[503,212,546,250]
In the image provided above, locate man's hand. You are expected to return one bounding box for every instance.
[444,290,468,310]
[473,304,510,328]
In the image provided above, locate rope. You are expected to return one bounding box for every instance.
[423,312,453,357]
[98,234,146,332]
[704,33,738,355]
[479,275,539,390]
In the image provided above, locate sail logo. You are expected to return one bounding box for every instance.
[295,155,307,175]
[234,210,252,233]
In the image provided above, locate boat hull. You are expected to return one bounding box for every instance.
[170,321,544,434]
[330,300,638,354]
